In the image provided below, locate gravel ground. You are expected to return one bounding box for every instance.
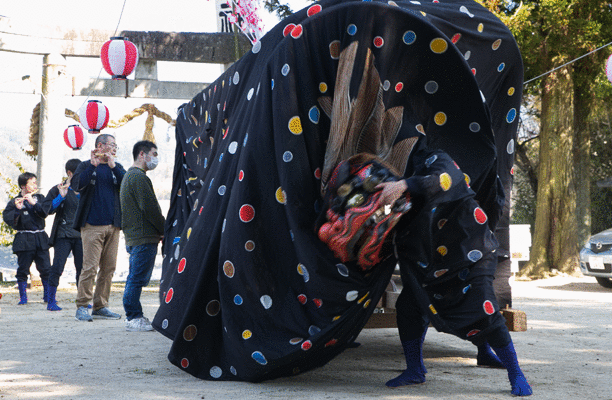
[1,275,611,400]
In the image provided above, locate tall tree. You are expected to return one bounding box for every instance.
[482,0,612,276]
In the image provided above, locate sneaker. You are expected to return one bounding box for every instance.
[91,307,121,320]
[125,316,154,332]
[75,306,93,322]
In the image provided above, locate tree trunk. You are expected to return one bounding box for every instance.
[573,75,591,244]
[521,69,579,277]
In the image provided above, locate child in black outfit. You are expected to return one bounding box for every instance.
[2,172,51,305]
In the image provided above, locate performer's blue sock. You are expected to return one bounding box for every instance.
[492,341,533,396]
[476,342,504,368]
[386,329,427,387]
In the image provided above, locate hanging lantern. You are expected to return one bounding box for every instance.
[101,37,139,80]
[78,100,110,133]
[606,54,612,84]
[64,125,87,150]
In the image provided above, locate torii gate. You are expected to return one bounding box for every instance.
[0,15,251,193]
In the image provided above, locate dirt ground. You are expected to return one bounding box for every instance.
[1,274,611,400]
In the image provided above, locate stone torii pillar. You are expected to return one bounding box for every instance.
[38,52,70,194]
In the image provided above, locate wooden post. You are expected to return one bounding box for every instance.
[38,53,69,195]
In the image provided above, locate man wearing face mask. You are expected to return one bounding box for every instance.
[120,140,165,331]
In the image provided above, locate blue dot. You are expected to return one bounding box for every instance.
[243,133,249,147]
[218,185,226,195]
[283,151,293,162]
[252,351,267,365]
[347,24,357,35]
[462,284,472,294]
[497,62,506,72]
[403,31,416,45]
[506,108,516,123]
[203,158,208,168]
[309,106,320,124]
[459,269,470,280]
[271,79,274,90]
[467,249,482,262]
[308,325,321,335]
[234,295,243,305]
[282,64,290,76]
[417,261,428,269]
[209,178,214,190]
[219,153,224,162]
[337,264,349,277]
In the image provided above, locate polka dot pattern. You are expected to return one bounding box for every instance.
[158,0,523,382]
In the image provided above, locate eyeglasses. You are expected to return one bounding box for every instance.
[104,143,118,149]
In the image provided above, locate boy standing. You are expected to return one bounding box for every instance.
[43,159,83,311]
[2,172,51,305]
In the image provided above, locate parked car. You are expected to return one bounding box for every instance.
[579,228,612,288]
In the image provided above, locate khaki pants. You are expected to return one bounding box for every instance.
[76,224,120,310]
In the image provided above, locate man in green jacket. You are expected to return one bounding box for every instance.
[120,140,165,332]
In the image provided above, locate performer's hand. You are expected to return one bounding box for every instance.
[375,180,408,206]
[58,181,69,197]
[106,152,116,169]
[91,150,101,167]
[14,198,25,210]
[23,193,37,205]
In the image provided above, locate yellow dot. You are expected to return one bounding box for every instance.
[357,292,370,304]
[242,330,252,339]
[434,112,447,126]
[187,227,192,239]
[333,315,341,321]
[478,23,484,33]
[363,299,371,308]
[420,11,426,16]
[464,173,471,186]
[430,38,448,54]
[275,187,286,204]
[319,82,328,93]
[416,124,425,134]
[440,172,452,191]
[288,116,303,135]
[507,87,515,96]
[437,246,448,256]
[429,304,438,314]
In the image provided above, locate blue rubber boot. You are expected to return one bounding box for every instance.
[477,342,504,368]
[386,329,428,387]
[17,281,27,305]
[46,286,62,311]
[492,340,533,396]
[42,279,50,303]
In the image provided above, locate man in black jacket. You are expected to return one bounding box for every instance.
[71,134,125,322]
[43,158,82,311]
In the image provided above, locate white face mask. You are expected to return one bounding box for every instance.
[145,155,159,170]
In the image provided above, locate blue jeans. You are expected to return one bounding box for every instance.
[123,243,157,320]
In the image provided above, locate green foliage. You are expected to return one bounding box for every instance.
[263,0,298,19]
[0,157,27,247]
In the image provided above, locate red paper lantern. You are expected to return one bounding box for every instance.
[64,125,87,150]
[101,37,139,80]
[78,100,109,133]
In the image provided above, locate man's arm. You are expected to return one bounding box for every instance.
[72,161,96,192]
[112,162,126,186]
[135,174,165,234]
[2,199,19,228]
